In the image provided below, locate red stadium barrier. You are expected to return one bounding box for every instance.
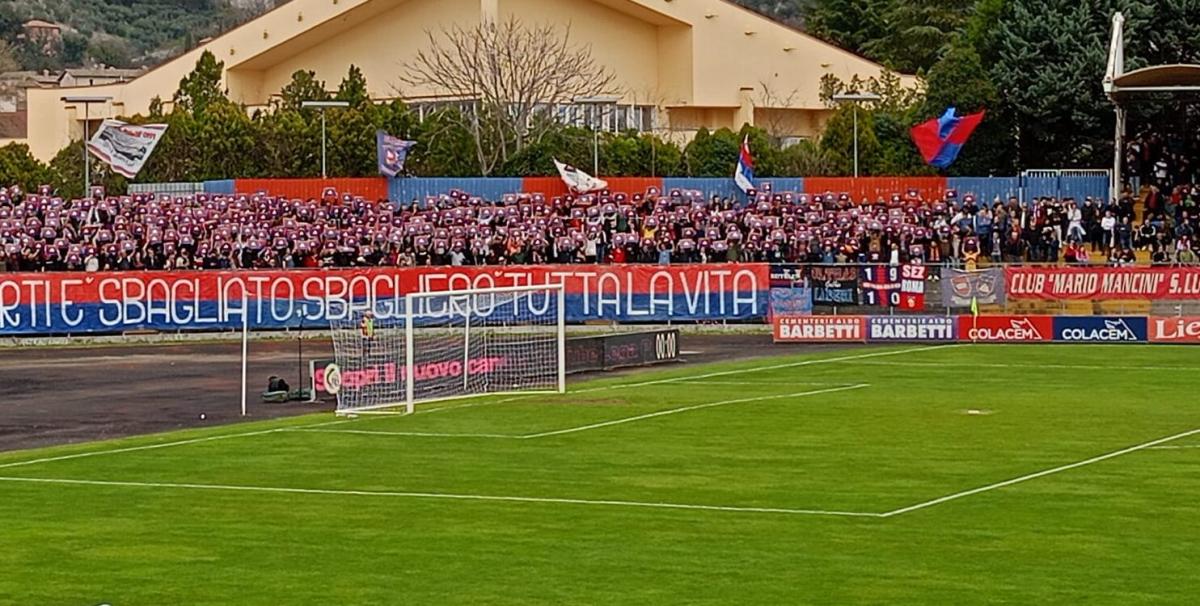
[232,178,390,200]
[804,177,948,202]
[521,177,663,198]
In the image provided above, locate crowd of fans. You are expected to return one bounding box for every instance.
[1,183,1199,273]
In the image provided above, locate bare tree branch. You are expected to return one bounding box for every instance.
[400,16,619,175]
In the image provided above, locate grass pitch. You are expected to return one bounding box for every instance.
[2,343,1200,604]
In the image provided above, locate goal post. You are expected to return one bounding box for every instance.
[329,283,567,416]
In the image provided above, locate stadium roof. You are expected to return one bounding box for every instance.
[1108,64,1200,101]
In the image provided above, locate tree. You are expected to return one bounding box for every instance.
[819,104,882,175]
[401,16,618,176]
[989,0,1125,168]
[254,109,319,177]
[86,35,135,68]
[0,39,18,73]
[683,128,741,177]
[779,140,839,177]
[174,50,226,117]
[756,81,802,147]
[0,144,53,191]
[862,0,974,73]
[276,70,329,113]
[60,32,88,66]
[336,64,371,109]
[806,0,889,59]
[406,108,479,177]
[49,141,127,199]
[921,39,1011,175]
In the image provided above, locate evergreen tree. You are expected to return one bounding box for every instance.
[990,0,1125,168]
[173,51,226,117]
[921,39,1011,175]
[806,0,889,60]
[276,70,329,113]
[863,0,974,73]
[335,65,372,110]
[819,104,881,175]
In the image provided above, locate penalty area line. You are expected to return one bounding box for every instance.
[0,418,354,471]
[880,426,1200,518]
[571,344,960,394]
[293,384,870,440]
[0,476,882,518]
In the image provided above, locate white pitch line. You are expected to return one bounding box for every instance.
[0,418,353,471]
[523,384,870,439]
[1147,444,1200,450]
[670,380,855,386]
[881,426,1200,518]
[0,476,881,518]
[297,384,869,440]
[289,428,521,439]
[572,344,959,394]
[854,360,1200,372]
[346,346,950,422]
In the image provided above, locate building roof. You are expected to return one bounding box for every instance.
[62,67,145,78]
[1108,64,1200,101]
[22,19,61,30]
[0,71,60,87]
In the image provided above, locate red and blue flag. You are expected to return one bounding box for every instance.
[910,108,985,169]
[733,135,756,195]
[376,130,416,178]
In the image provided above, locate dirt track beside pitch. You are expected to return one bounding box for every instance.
[0,334,860,452]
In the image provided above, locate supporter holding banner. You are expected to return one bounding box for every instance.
[1006,267,1200,300]
[86,120,168,178]
[942,268,1005,307]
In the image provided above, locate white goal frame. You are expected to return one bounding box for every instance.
[334,283,567,417]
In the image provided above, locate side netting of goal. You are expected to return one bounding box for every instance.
[329,284,566,415]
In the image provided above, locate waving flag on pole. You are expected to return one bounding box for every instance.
[911,107,985,169]
[376,130,416,177]
[734,135,756,194]
[86,120,167,178]
[554,159,607,194]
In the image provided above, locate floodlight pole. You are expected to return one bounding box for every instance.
[852,105,859,178]
[302,100,350,179]
[574,96,621,176]
[62,96,112,196]
[832,92,881,178]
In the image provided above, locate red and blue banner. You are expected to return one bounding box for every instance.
[0,264,770,335]
[911,107,985,169]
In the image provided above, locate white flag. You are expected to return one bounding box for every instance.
[554,158,607,194]
[86,120,168,179]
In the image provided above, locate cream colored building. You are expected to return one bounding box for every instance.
[13,0,914,162]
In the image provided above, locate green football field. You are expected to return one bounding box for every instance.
[2,343,1200,605]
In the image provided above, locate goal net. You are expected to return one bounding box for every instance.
[328,284,566,415]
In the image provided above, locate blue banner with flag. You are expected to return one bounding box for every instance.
[376,130,416,178]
